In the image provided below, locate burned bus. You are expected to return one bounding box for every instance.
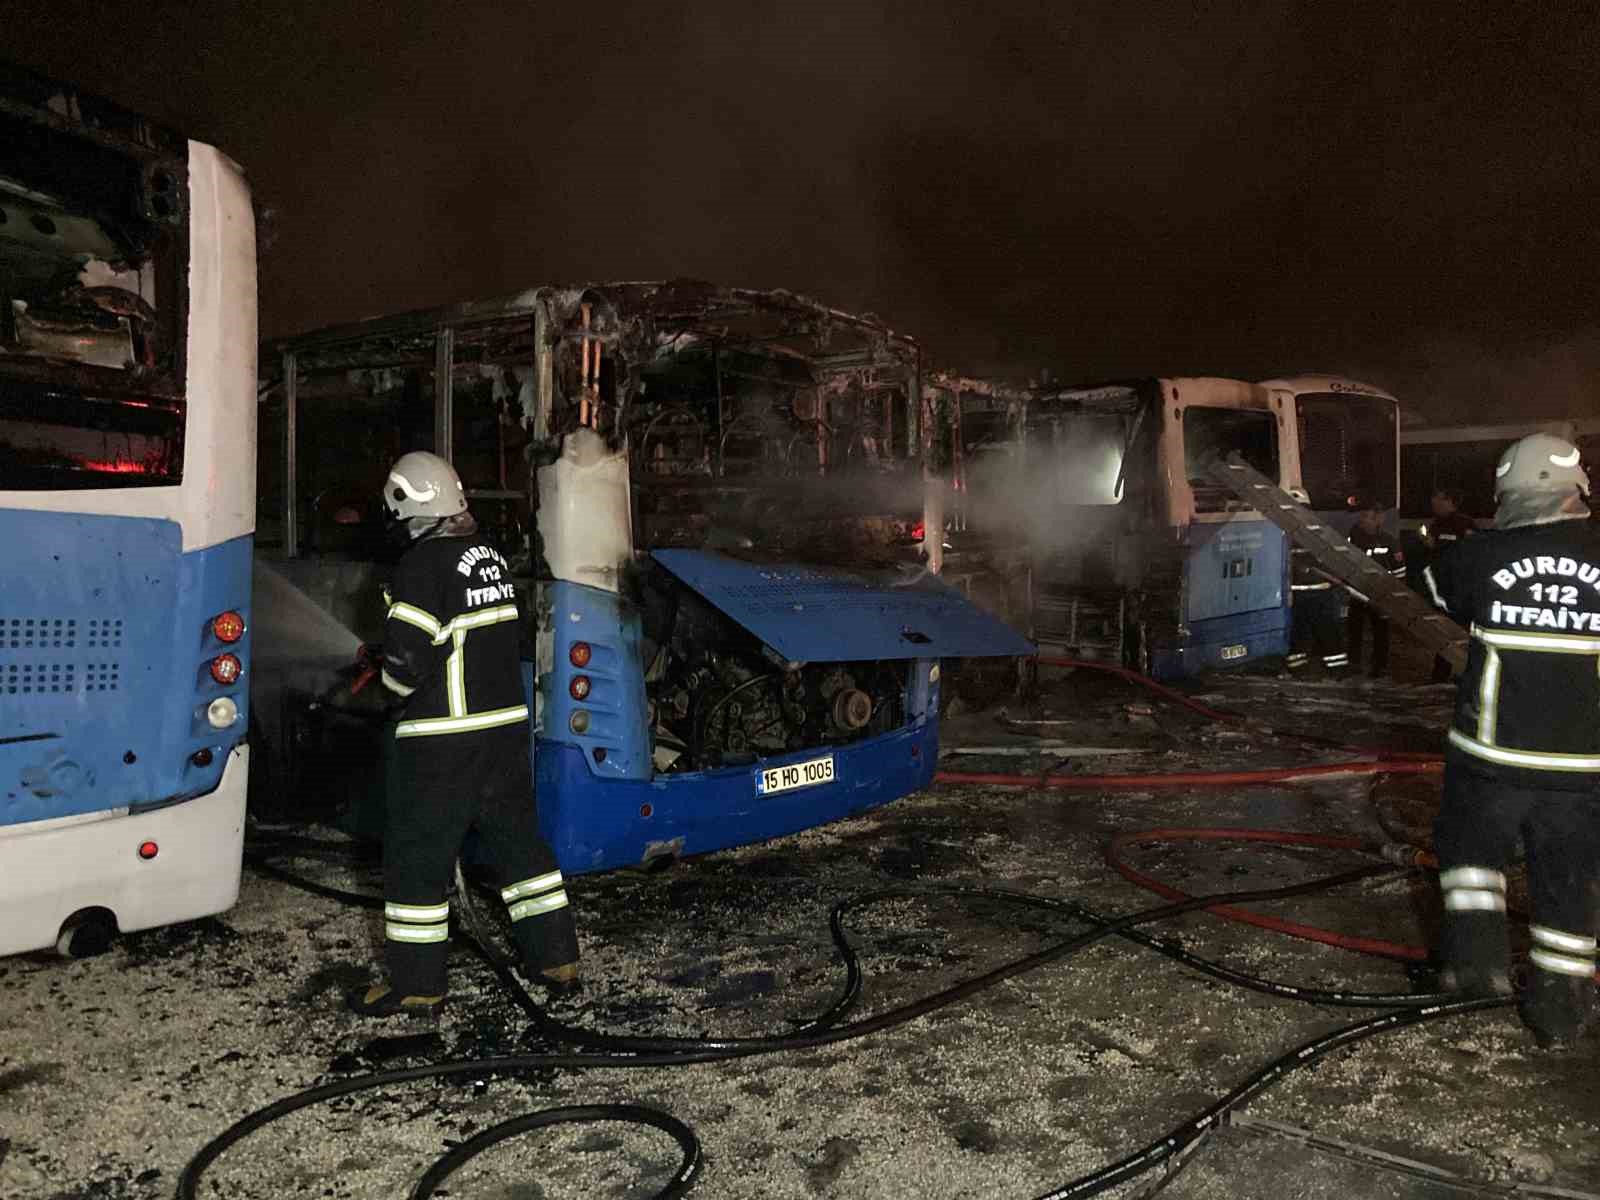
[254,281,1030,873]
[931,376,1293,680]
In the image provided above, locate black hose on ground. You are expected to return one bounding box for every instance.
[181,843,1508,1199]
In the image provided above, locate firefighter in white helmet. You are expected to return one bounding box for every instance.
[348,451,580,1017]
[1422,433,1599,1046]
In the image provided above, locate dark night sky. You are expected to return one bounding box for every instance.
[8,1,1600,420]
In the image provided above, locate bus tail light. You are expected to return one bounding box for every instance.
[570,641,592,667]
[211,610,245,643]
[207,697,238,728]
[210,654,242,685]
[570,675,591,700]
[138,841,159,861]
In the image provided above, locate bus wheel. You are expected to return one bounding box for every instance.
[55,908,117,959]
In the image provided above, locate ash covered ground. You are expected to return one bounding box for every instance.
[4,667,1599,1200]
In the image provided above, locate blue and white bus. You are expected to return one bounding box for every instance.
[0,65,257,955]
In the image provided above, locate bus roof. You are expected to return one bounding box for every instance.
[264,279,919,375]
[1258,375,1398,403]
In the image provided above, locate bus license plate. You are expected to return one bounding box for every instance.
[1221,643,1248,661]
[758,754,835,796]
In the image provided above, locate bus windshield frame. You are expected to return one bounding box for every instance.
[0,108,190,490]
[1294,391,1398,512]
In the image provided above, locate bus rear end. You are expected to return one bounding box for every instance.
[518,288,1031,873]
[0,66,257,955]
[534,553,1028,874]
[1013,378,1290,680]
[1150,378,1292,677]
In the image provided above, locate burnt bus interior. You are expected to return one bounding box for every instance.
[256,282,934,797]
[0,65,189,488]
[941,380,1284,671]
[932,381,1163,666]
[1016,383,1167,668]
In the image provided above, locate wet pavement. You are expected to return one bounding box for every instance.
[3,667,1598,1199]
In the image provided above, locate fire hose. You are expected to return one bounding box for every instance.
[932,658,1597,979]
[186,659,1544,1197]
[207,835,1521,1200]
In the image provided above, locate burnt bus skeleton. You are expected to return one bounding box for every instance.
[256,282,1028,873]
[527,285,934,773]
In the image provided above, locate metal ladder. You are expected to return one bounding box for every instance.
[1203,453,1469,673]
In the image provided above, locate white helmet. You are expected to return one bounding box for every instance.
[382,451,467,523]
[1494,434,1589,498]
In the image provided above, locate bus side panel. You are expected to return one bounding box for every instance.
[0,745,246,956]
[536,714,939,875]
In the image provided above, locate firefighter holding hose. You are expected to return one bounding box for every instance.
[1422,433,1600,1047]
[348,451,580,1017]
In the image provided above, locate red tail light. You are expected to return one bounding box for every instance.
[911,521,925,541]
[570,641,592,667]
[138,841,159,861]
[210,654,242,685]
[570,675,591,700]
[212,610,245,643]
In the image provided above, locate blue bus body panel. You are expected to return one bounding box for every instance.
[651,549,1035,661]
[1145,519,1290,680]
[540,581,653,781]
[1183,520,1287,623]
[536,718,939,874]
[0,510,251,827]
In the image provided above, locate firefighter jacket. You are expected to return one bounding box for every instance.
[1428,511,1477,547]
[1424,518,1600,787]
[381,533,530,738]
[1347,524,1406,580]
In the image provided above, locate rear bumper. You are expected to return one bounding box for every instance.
[536,719,939,874]
[1149,608,1290,681]
[0,746,247,956]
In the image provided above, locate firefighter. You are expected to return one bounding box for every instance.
[1287,546,1348,674]
[1424,489,1477,682]
[1345,501,1405,678]
[1422,433,1600,1047]
[348,451,580,1017]
[1426,487,1478,549]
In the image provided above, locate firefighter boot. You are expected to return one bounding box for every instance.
[1439,910,1512,999]
[346,982,446,1019]
[1521,972,1594,1051]
[536,961,582,997]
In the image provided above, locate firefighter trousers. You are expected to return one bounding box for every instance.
[382,721,579,996]
[1289,589,1347,671]
[1433,758,1599,1040]
[1345,601,1390,677]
